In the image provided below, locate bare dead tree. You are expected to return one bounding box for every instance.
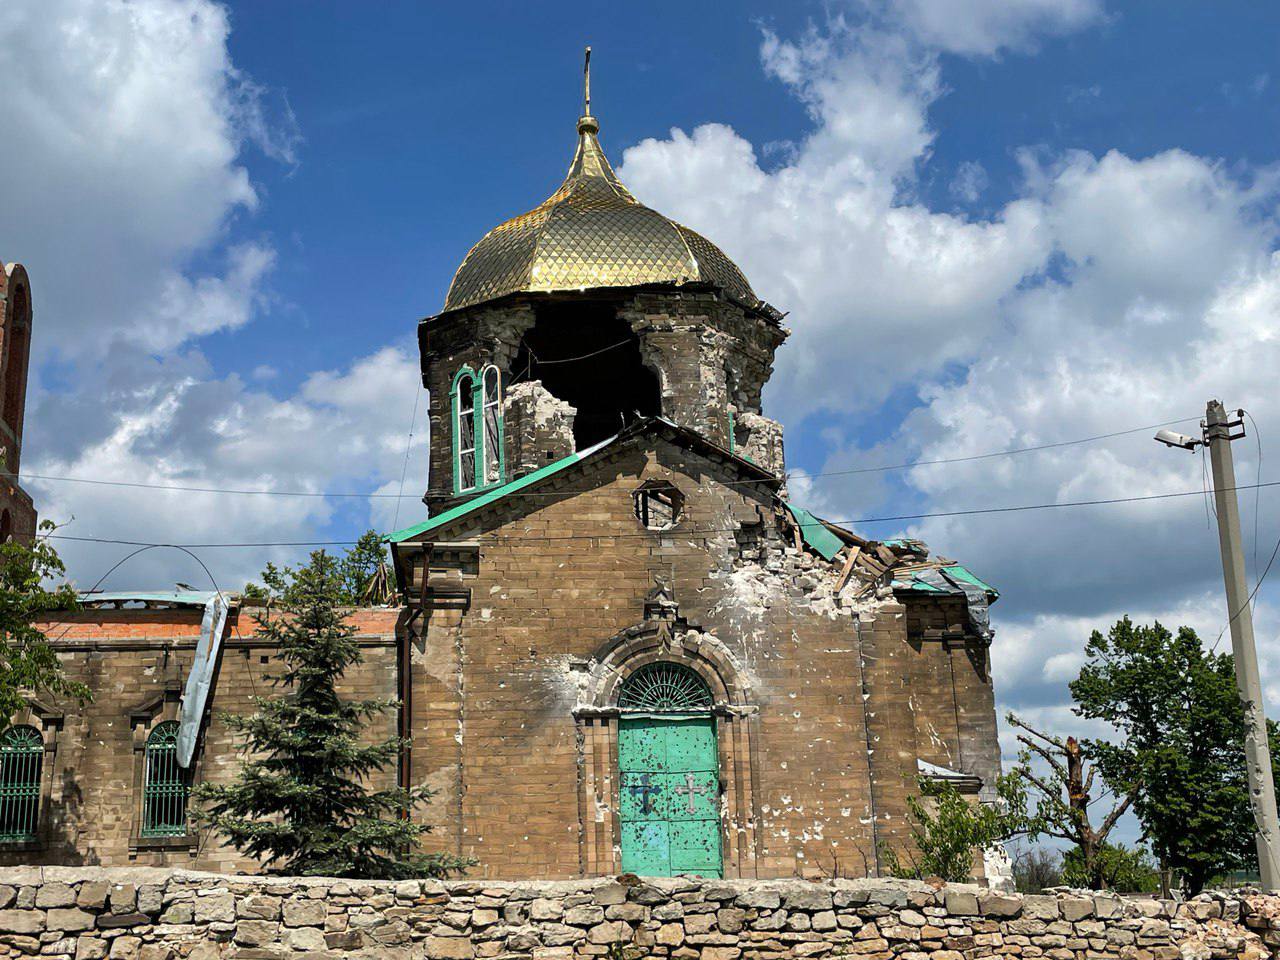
[1006,712,1136,889]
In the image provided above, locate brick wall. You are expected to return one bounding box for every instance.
[10,606,401,872]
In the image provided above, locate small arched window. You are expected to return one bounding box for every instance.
[141,721,189,838]
[618,662,713,713]
[453,367,478,493]
[0,725,43,842]
[452,364,505,495]
[480,364,503,486]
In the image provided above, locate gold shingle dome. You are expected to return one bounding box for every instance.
[442,50,762,314]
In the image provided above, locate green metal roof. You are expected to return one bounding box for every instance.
[892,563,998,599]
[387,436,611,543]
[781,501,845,562]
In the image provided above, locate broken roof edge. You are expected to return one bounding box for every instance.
[387,416,780,544]
[891,561,999,601]
[76,590,231,609]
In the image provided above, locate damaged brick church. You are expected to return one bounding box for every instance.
[8,85,1002,881]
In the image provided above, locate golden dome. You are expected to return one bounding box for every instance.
[442,111,761,314]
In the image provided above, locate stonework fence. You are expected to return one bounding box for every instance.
[0,868,1275,960]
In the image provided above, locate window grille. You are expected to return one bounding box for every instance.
[0,725,42,842]
[141,721,189,838]
[618,662,713,712]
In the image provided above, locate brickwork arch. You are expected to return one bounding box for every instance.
[582,623,751,712]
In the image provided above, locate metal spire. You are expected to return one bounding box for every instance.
[578,46,598,135]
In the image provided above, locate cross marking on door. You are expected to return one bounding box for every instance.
[675,772,708,814]
[627,774,660,814]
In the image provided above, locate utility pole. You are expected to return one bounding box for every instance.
[1204,399,1280,890]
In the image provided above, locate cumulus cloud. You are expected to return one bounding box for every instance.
[0,0,411,592]
[868,0,1105,56]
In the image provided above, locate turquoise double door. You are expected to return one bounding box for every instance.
[618,715,722,877]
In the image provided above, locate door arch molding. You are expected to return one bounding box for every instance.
[572,618,762,878]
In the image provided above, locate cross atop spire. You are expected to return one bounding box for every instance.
[578,46,599,135]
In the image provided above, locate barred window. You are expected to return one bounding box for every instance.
[0,725,42,842]
[141,721,189,838]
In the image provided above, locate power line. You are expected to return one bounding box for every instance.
[47,476,1280,550]
[10,415,1200,501]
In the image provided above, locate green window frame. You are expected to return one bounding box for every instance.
[141,721,189,838]
[0,725,42,842]
[451,364,504,495]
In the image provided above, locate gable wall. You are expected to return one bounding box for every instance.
[410,439,891,879]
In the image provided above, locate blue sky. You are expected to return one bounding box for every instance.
[4,0,1280,846]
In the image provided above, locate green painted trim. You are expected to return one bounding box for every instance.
[450,365,478,496]
[781,501,844,562]
[387,437,606,543]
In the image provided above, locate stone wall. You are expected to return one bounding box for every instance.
[0,868,1274,960]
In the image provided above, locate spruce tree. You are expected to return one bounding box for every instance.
[195,549,469,879]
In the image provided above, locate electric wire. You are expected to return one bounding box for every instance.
[391,384,423,533]
[45,475,1280,550]
[5,414,1201,501]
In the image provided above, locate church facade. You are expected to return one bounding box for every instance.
[5,92,1003,881]
[383,96,1003,880]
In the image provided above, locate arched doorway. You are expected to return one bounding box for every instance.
[617,662,722,877]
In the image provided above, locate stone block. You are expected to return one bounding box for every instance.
[980,894,1023,918]
[530,899,564,921]
[700,948,741,960]
[109,936,142,960]
[109,885,137,915]
[563,905,605,927]
[96,913,150,929]
[471,908,499,928]
[1060,898,1094,921]
[783,888,834,912]
[158,903,192,924]
[37,883,77,908]
[78,882,111,911]
[48,908,96,932]
[234,920,280,946]
[281,899,326,927]
[285,927,326,952]
[237,895,282,921]
[592,882,628,905]
[76,937,110,960]
[426,935,476,959]
[606,902,647,922]
[0,909,44,934]
[193,893,235,923]
[945,891,980,916]
[737,888,781,910]
[136,886,163,916]
[811,911,837,932]
[657,923,685,946]
[1023,896,1061,920]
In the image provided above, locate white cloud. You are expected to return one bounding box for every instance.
[865,0,1105,56]
[0,0,407,593]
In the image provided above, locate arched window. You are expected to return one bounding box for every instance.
[618,662,713,712]
[0,725,43,842]
[452,367,478,493]
[141,721,188,838]
[452,364,505,495]
[480,364,503,486]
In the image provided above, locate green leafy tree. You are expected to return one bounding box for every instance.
[1070,617,1262,894]
[0,521,90,726]
[1062,842,1159,893]
[883,774,1035,882]
[196,549,469,879]
[243,530,394,606]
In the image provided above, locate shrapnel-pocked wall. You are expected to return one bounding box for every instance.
[0,868,1275,960]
